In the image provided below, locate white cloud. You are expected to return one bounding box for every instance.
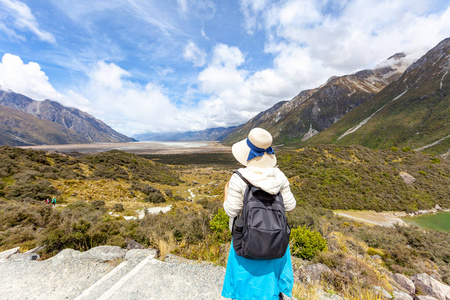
[186,0,450,130]
[0,53,62,100]
[0,0,55,43]
[88,61,131,89]
[259,0,450,72]
[183,41,207,67]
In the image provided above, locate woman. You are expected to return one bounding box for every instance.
[222,128,296,300]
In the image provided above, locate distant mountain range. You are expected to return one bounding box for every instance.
[134,126,240,142]
[0,90,136,146]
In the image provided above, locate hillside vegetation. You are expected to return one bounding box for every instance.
[278,145,449,212]
[0,146,449,298]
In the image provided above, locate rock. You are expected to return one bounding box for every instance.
[126,239,145,250]
[49,248,81,265]
[393,290,413,300]
[79,246,127,262]
[414,296,439,300]
[399,172,416,185]
[374,286,392,299]
[412,273,450,300]
[316,289,344,300]
[393,273,416,295]
[0,247,20,259]
[125,249,157,261]
[300,263,331,282]
[25,245,47,254]
[8,252,40,261]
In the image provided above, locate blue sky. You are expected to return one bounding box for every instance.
[0,0,449,137]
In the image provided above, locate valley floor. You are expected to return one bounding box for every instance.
[19,141,231,155]
[333,210,408,227]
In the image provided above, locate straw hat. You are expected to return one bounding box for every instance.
[232,128,276,168]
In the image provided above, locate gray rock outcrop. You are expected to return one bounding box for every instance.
[393,290,413,300]
[414,296,439,300]
[412,273,450,300]
[393,273,416,295]
[399,172,416,185]
[300,263,331,282]
[8,252,40,261]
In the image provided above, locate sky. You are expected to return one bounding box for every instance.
[0,0,449,137]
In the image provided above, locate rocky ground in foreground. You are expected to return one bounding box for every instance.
[0,246,226,300]
[1,246,450,300]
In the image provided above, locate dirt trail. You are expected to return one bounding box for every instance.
[334,210,408,227]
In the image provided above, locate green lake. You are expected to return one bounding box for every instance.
[402,211,450,233]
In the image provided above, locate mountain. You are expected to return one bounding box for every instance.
[305,37,450,156]
[134,126,240,142]
[0,105,88,146]
[222,53,411,145]
[0,90,136,145]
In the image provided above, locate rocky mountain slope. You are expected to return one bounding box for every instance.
[0,90,136,145]
[305,37,450,155]
[222,53,411,145]
[0,105,88,146]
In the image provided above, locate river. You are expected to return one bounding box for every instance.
[402,211,450,233]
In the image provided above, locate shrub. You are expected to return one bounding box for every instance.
[390,146,398,152]
[210,208,231,243]
[145,192,165,203]
[90,200,106,210]
[113,203,124,212]
[173,195,185,201]
[164,189,173,198]
[290,226,327,260]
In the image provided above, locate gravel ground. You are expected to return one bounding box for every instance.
[0,247,304,300]
[0,249,227,300]
[0,256,115,299]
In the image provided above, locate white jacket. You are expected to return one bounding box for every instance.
[223,166,296,230]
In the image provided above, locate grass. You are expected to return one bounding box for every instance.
[0,145,449,297]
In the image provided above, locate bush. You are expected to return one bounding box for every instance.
[113,203,124,212]
[90,200,106,210]
[164,189,173,198]
[210,208,231,243]
[290,226,327,260]
[145,192,165,203]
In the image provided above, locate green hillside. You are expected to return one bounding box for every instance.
[304,38,450,155]
[278,145,449,212]
[0,146,449,293]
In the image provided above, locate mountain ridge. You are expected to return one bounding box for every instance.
[222,52,411,145]
[305,37,450,156]
[0,90,136,145]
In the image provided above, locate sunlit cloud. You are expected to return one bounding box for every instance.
[0,54,61,100]
[0,0,55,43]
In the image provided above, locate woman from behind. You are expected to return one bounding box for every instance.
[221,128,296,300]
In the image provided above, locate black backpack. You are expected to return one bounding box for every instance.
[232,171,290,260]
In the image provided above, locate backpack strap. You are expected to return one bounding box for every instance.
[233,170,252,186]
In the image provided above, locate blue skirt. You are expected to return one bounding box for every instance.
[221,241,294,300]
